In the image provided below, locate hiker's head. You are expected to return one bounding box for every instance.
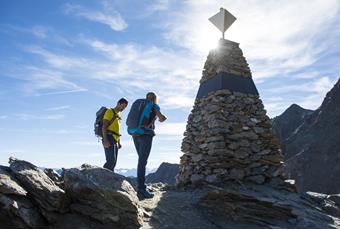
[116,98,128,111]
[146,92,158,104]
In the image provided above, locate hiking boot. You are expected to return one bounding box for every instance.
[137,190,154,200]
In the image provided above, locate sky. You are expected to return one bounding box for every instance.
[0,0,339,169]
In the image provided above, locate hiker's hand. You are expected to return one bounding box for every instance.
[159,114,167,122]
[118,143,122,149]
[103,140,111,148]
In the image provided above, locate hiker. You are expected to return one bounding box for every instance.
[102,98,128,172]
[126,92,167,199]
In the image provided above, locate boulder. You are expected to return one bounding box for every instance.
[8,157,68,213]
[63,164,143,228]
[0,166,27,196]
[0,193,45,228]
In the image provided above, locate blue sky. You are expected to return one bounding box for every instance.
[0,0,339,169]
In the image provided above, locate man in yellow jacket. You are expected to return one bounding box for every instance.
[102,98,128,172]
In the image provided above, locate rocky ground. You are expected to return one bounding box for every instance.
[140,183,340,229]
[1,158,340,228]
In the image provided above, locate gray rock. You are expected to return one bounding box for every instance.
[0,193,45,228]
[246,175,266,184]
[8,158,68,213]
[63,164,143,228]
[190,174,204,184]
[328,194,340,207]
[229,169,245,180]
[0,166,27,196]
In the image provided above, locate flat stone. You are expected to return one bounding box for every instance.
[191,174,204,183]
[229,169,245,180]
[246,175,266,184]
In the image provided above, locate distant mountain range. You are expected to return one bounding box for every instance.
[272,78,340,194]
[115,167,156,178]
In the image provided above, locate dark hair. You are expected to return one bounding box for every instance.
[118,98,128,105]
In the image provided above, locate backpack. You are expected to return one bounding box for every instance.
[94,107,118,137]
[126,99,156,135]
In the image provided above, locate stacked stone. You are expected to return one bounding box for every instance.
[177,39,287,187]
[201,39,252,83]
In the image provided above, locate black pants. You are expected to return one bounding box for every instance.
[103,135,118,172]
[133,135,153,192]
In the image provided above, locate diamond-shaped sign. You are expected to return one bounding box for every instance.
[209,8,236,38]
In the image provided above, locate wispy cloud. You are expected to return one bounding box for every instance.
[143,0,170,16]
[25,45,89,70]
[63,3,127,31]
[0,115,8,119]
[31,25,48,39]
[83,38,200,108]
[45,105,71,111]
[15,113,65,120]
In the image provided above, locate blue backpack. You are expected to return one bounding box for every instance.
[126,99,157,135]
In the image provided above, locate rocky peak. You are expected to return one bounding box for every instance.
[319,78,340,111]
[272,104,314,143]
[281,77,340,194]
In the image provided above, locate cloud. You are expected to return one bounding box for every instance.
[81,38,201,108]
[0,115,8,119]
[262,76,338,116]
[32,25,48,39]
[71,140,101,146]
[45,105,71,111]
[161,0,340,80]
[25,45,89,70]
[15,113,65,120]
[156,122,186,136]
[63,3,127,31]
[18,66,86,96]
[145,0,170,15]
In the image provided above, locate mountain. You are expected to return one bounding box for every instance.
[146,162,179,185]
[115,168,156,178]
[276,78,340,194]
[272,104,314,143]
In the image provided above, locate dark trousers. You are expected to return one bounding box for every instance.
[133,135,153,192]
[103,135,118,172]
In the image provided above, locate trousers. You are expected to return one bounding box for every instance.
[133,135,153,191]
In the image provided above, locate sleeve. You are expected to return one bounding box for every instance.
[103,109,113,121]
[153,103,160,112]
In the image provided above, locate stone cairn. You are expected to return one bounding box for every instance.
[177,39,289,188]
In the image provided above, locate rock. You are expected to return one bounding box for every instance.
[246,175,266,184]
[0,193,45,228]
[191,154,204,162]
[198,184,338,228]
[190,174,204,184]
[205,175,219,183]
[328,194,340,207]
[8,158,68,213]
[229,169,245,180]
[0,166,27,196]
[63,164,143,228]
